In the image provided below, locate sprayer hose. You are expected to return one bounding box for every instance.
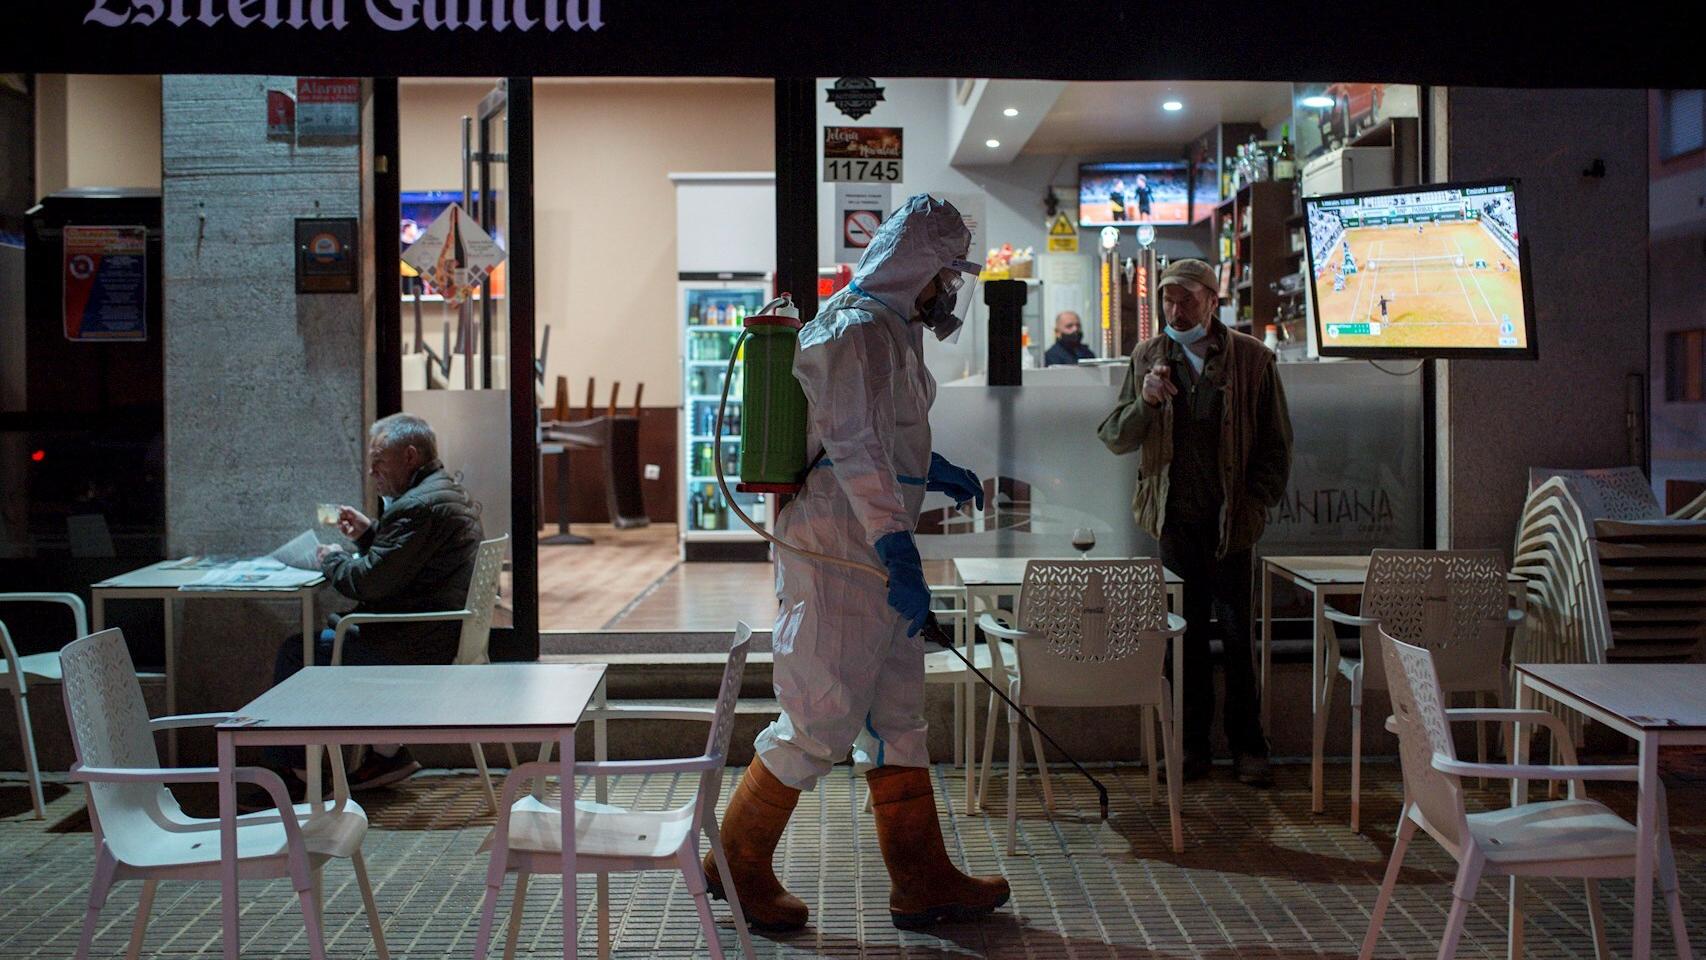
[713,330,889,582]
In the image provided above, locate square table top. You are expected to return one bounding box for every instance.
[217,664,607,733]
[1516,663,1706,731]
[952,557,1182,588]
[1265,554,1528,587]
[93,559,325,592]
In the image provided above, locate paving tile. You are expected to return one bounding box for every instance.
[1,762,1702,958]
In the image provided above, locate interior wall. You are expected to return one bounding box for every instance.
[814,78,1215,384]
[33,74,162,196]
[398,79,775,408]
[1443,88,1650,553]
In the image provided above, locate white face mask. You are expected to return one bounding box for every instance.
[1164,322,1208,346]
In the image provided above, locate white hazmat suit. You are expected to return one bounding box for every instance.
[754,194,974,789]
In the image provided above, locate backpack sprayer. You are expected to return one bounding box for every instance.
[709,294,1110,821]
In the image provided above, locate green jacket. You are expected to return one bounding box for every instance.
[1097,321,1293,557]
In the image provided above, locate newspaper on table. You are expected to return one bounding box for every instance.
[267,530,325,570]
[180,532,327,591]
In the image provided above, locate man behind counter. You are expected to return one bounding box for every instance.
[1096,258,1292,787]
[1044,310,1096,366]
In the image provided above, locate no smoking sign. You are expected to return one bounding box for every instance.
[843,209,881,250]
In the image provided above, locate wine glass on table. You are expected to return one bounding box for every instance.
[1072,527,1096,560]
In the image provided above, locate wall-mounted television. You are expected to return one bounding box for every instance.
[1304,179,1536,359]
[1078,161,1214,228]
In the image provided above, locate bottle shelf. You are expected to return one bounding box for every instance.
[687,325,744,333]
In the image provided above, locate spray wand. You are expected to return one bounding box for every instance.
[710,314,1110,822]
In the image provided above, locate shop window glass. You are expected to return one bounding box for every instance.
[1666,329,1706,402]
[1660,89,1705,161]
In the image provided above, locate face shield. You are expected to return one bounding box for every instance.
[920,258,984,343]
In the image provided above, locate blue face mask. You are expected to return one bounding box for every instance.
[1164,321,1208,346]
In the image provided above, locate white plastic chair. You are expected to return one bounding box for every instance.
[58,629,386,960]
[330,534,513,810]
[1360,627,1692,960]
[1324,549,1521,832]
[2,592,162,820]
[976,559,1188,854]
[472,623,756,960]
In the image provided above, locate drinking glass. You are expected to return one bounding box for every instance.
[1071,527,1096,560]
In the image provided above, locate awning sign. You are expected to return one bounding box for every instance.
[63,225,147,342]
[823,126,902,183]
[834,184,890,264]
[402,202,506,305]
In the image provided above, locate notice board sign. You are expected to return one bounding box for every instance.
[823,126,902,183]
[295,218,359,294]
[296,77,360,143]
[834,183,890,264]
[63,225,147,342]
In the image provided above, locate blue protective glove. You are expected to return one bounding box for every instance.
[926,452,984,510]
[874,530,931,638]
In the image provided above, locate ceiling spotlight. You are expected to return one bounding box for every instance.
[985,138,1001,148]
[1003,107,1019,117]
[1162,100,1183,112]
[1301,95,1334,109]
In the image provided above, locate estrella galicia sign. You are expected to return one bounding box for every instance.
[826,77,885,120]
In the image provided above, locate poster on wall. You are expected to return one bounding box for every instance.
[295,217,359,294]
[296,77,360,143]
[63,225,147,342]
[834,183,890,264]
[823,126,903,183]
[402,202,506,306]
[401,191,506,298]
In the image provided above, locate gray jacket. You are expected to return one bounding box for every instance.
[321,461,484,663]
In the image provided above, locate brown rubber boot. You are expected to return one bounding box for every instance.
[866,765,1011,929]
[702,756,808,931]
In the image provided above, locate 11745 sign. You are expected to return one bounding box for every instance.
[823,126,903,184]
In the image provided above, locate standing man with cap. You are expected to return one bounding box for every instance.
[1097,258,1292,786]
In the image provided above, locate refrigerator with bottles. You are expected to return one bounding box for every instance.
[679,276,772,558]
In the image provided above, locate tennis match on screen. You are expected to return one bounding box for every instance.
[1305,181,1531,357]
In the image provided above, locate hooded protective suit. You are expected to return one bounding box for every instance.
[753,194,974,789]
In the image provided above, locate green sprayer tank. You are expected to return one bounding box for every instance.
[735,294,810,494]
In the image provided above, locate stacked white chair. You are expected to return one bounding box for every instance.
[1359,627,1691,960]
[1323,549,1520,832]
[1514,469,1706,760]
[975,559,1187,854]
[58,629,385,960]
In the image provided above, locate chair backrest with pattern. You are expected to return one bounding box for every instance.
[1379,627,1468,847]
[455,535,510,665]
[1528,466,1661,522]
[697,622,752,814]
[1360,549,1509,692]
[1014,559,1170,708]
[58,629,182,856]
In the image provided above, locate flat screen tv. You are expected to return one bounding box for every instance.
[1304,179,1536,359]
[1078,161,1214,227]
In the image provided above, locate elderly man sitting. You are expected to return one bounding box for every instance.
[259,412,483,799]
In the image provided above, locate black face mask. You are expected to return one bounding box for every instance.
[1059,331,1083,348]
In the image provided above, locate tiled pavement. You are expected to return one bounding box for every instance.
[2,761,1702,958]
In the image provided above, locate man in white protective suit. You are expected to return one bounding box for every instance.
[704,195,1009,931]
